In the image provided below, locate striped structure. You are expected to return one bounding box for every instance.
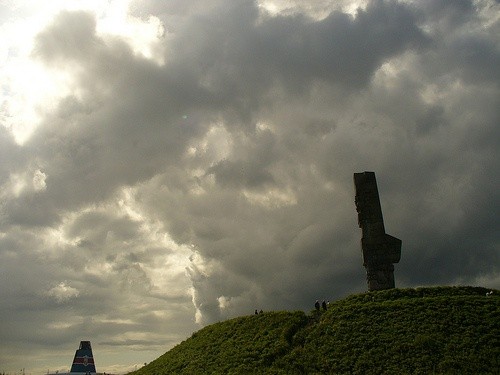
[70,341,96,374]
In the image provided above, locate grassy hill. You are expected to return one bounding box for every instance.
[129,286,499,374]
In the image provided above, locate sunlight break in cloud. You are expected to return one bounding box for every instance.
[0,0,164,144]
[46,281,80,303]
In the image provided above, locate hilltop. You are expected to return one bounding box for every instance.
[129,286,499,374]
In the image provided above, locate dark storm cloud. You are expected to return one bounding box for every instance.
[33,10,99,63]
[18,0,428,227]
[160,0,428,127]
[128,0,498,321]
[4,9,211,228]
[1,0,499,371]
[206,129,278,188]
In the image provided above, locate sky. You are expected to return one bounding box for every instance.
[0,0,498,373]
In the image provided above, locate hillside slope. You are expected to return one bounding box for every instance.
[130,286,499,374]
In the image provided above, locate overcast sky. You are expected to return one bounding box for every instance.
[1,0,499,373]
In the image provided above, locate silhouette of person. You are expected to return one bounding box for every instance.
[315,300,320,311]
[322,300,327,310]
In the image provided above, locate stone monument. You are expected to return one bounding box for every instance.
[354,172,401,291]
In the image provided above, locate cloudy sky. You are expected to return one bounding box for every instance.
[1,0,499,372]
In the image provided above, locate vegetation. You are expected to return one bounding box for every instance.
[130,286,499,374]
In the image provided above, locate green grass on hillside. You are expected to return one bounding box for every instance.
[133,311,308,374]
[130,286,499,374]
